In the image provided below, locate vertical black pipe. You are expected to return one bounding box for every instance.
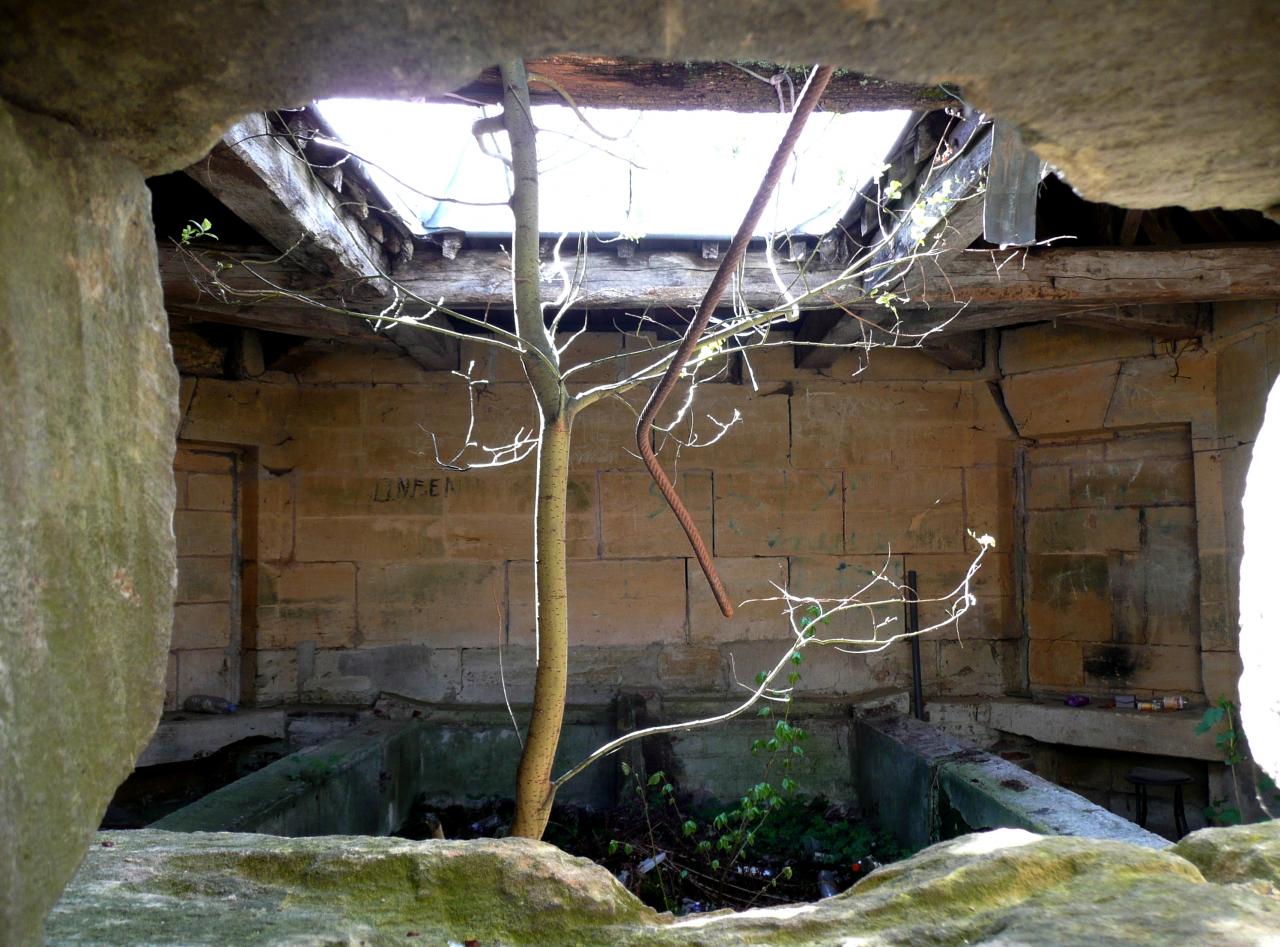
[907,569,924,720]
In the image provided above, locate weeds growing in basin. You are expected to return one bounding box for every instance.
[599,680,905,914]
[602,772,905,913]
[399,791,904,915]
[397,686,908,915]
[284,752,343,787]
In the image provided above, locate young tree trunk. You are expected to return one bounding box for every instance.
[498,58,572,839]
[510,413,571,838]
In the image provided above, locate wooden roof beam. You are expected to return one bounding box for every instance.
[168,302,457,372]
[859,122,993,284]
[161,243,1280,316]
[444,57,951,113]
[184,112,391,286]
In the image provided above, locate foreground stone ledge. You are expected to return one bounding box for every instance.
[1173,820,1280,893]
[48,827,1280,945]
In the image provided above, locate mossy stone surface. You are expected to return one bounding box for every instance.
[0,99,178,945]
[49,828,1280,945]
[47,831,659,946]
[1173,820,1280,892]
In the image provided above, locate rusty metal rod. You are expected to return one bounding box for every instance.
[636,65,836,619]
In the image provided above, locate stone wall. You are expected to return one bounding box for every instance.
[168,446,242,708]
[997,303,1280,702]
[169,305,1279,716]
[175,334,1019,711]
[1212,301,1280,702]
[171,306,1277,718]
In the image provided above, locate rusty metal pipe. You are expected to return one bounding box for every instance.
[636,66,836,618]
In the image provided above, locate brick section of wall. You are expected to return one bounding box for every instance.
[168,446,238,708]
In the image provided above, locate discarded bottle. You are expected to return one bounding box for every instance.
[817,869,841,899]
[1162,695,1188,710]
[182,694,237,714]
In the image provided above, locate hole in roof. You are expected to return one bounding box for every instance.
[317,98,911,240]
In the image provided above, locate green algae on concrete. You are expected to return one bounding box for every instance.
[48,828,1280,945]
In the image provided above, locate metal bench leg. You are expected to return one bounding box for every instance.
[1173,784,1188,839]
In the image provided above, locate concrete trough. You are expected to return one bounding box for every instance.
[857,712,1169,850]
[152,703,1166,853]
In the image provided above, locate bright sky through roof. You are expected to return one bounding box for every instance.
[318,98,911,239]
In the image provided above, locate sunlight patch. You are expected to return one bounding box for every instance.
[951,828,1041,856]
[318,98,909,239]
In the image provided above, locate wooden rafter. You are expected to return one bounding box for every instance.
[185,112,390,285]
[161,243,1276,371]
[444,56,951,113]
[182,114,457,371]
[161,242,1280,313]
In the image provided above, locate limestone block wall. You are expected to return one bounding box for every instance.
[172,302,1277,715]
[166,446,242,708]
[998,300,1280,702]
[176,333,1019,710]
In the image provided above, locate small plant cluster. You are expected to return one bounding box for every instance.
[1197,696,1280,825]
[602,760,902,914]
[284,752,342,787]
[1198,697,1244,825]
[178,217,217,246]
[598,653,902,913]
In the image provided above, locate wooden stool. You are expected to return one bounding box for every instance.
[1126,767,1192,838]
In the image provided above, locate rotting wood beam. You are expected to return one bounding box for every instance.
[167,303,457,372]
[169,302,380,341]
[1060,303,1209,340]
[794,309,985,371]
[983,120,1045,247]
[445,56,951,113]
[161,243,1280,345]
[184,112,390,288]
[860,122,993,283]
[898,244,1280,307]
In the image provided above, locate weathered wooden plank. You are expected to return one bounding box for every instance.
[1118,209,1144,246]
[794,310,984,370]
[379,318,459,371]
[446,56,951,113]
[169,302,382,341]
[794,310,872,368]
[185,112,389,284]
[169,303,458,371]
[1062,303,1209,340]
[983,120,1044,247]
[162,243,1280,331]
[899,245,1280,307]
[860,122,992,285]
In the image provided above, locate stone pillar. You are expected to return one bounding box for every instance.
[0,99,178,942]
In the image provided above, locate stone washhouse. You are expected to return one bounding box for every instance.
[4,5,1280,945]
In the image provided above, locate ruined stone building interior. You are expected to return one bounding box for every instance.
[4,5,1280,944]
